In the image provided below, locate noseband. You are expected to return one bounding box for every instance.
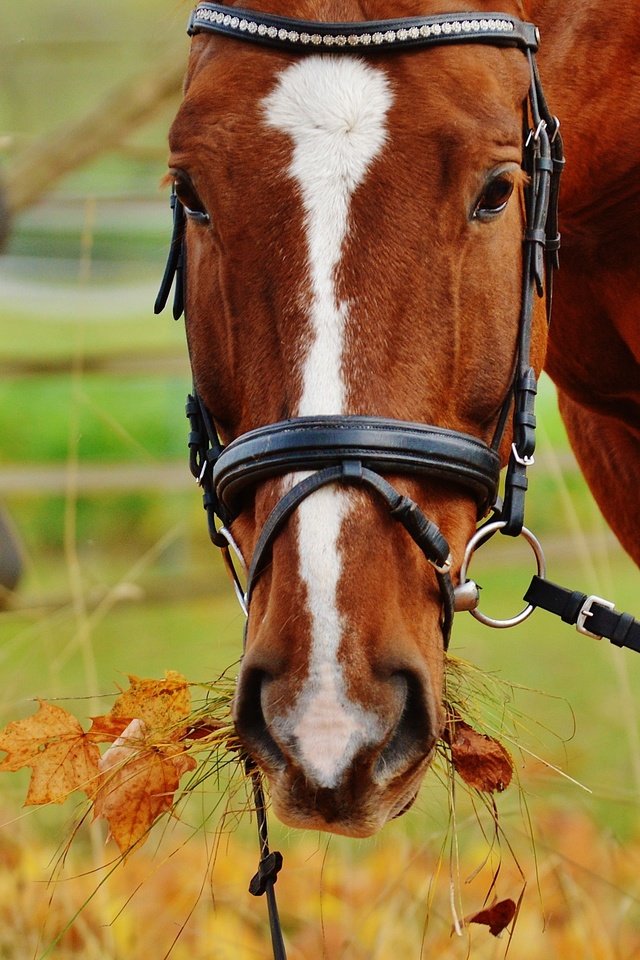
[156,1,564,650]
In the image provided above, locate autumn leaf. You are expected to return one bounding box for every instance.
[445,716,513,793]
[90,675,198,852]
[93,718,197,853]
[464,898,517,936]
[0,701,100,803]
[1,673,228,852]
[104,671,192,741]
[88,713,131,743]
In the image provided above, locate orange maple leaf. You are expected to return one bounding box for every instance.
[1,673,201,849]
[88,713,131,743]
[103,670,192,742]
[0,701,100,803]
[93,718,197,853]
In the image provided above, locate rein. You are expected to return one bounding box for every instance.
[155,4,640,956]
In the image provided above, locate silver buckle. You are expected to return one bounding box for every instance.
[511,442,535,467]
[576,595,615,639]
[525,119,547,146]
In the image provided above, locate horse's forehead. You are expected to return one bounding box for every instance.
[261,55,394,193]
[177,54,524,189]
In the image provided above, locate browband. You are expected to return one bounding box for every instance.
[213,416,500,516]
[188,3,540,53]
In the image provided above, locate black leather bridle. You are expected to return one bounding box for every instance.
[156,2,564,648]
[154,6,565,956]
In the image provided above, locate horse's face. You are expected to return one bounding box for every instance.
[169,0,546,836]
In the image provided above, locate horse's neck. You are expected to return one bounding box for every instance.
[528,0,640,233]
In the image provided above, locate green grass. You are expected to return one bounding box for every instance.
[0,375,187,462]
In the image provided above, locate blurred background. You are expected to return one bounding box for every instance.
[1,2,640,957]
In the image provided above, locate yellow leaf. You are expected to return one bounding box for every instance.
[0,701,100,804]
[108,672,191,742]
[93,718,197,853]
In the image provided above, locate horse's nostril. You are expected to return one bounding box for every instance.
[375,671,434,781]
[233,668,285,768]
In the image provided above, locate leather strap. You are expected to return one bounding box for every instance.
[214,416,500,518]
[153,187,185,321]
[247,764,287,960]
[524,575,640,653]
[188,3,540,52]
[245,461,455,648]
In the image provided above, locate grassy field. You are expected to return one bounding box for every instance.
[2,6,640,955]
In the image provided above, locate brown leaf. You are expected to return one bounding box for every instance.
[0,701,100,803]
[107,671,192,741]
[88,713,132,743]
[93,718,197,853]
[465,898,517,936]
[446,718,513,793]
[181,717,229,741]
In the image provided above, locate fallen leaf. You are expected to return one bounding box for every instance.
[465,898,517,936]
[106,671,191,741]
[445,717,513,793]
[181,717,231,741]
[88,714,132,743]
[0,701,100,803]
[93,718,196,853]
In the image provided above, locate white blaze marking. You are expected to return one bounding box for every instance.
[263,57,393,786]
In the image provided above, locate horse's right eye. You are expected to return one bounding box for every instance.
[171,171,210,224]
[473,174,515,222]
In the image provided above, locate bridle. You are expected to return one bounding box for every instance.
[155,4,565,956]
[157,3,564,646]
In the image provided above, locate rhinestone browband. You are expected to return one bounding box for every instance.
[188,3,540,52]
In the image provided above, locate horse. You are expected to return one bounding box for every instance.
[161,0,640,839]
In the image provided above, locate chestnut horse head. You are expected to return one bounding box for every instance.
[161,0,559,836]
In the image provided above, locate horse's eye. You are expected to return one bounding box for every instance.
[171,170,210,224]
[473,175,515,221]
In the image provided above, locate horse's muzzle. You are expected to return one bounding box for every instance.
[233,660,440,836]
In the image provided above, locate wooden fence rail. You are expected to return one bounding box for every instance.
[0,463,190,497]
[0,350,188,379]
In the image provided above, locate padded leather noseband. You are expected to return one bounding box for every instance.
[214,417,501,516]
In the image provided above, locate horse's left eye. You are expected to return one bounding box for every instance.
[171,170,210,224]
[473,175,515,221]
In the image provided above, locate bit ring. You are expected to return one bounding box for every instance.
[459,520,546,628]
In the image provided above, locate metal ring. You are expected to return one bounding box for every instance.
[458,520,546,628]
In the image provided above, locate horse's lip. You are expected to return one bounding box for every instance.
[386,741,438,821]
[390,792,418,819]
